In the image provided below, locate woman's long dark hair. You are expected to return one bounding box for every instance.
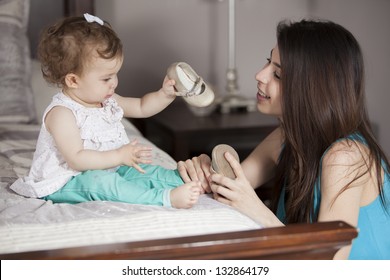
[272,19,389,223]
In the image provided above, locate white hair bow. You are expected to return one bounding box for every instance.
[84,13,104,26]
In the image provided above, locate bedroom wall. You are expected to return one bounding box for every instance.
[95,0,309,102]
[307,0,390,158]
[95,0,390,157]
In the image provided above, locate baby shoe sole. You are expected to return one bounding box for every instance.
[211,144,240,179]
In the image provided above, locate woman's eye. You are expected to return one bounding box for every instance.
[266,58,281,80]
[103,78,111,82]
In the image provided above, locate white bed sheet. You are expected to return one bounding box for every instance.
[0,121,261,254]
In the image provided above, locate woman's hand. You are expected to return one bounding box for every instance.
[177,154,212,193]
[210,151,259,214]
[210,151,283,227]
[119,139,153,173]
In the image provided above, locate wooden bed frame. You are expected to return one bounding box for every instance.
[6,0,356,260]
[1,221,357,260]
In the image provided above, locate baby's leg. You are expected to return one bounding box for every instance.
[170,181,202,209]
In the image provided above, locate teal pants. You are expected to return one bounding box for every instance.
[44,165,184,206]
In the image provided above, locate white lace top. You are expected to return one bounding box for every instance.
[10,92,130,198]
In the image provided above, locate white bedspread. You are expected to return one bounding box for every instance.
[0,121,261,254]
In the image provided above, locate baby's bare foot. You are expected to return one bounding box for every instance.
[171,182,202,209]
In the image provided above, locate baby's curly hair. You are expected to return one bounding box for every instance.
[38,15,123,88]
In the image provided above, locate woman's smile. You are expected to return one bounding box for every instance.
[257,88,270,100]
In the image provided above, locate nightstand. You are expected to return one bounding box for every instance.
[136,99,279,162]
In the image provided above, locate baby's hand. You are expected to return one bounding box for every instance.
[161,75,176,97]
[119,139,152,173]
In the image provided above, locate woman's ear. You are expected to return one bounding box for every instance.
[64,73,79,89]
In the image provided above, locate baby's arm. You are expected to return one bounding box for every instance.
[45,106,152,173]
[115,76,176,118]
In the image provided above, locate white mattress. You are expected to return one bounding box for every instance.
[0,121,261,254]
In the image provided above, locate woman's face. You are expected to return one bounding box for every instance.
[255,45,282,119]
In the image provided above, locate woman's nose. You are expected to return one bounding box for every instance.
[255,68,268,84]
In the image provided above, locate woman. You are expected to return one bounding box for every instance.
[178,19,390,259]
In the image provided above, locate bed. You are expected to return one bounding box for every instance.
[0,0,357,260]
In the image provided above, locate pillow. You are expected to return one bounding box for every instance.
[31,58,57,123]
[0,0,36,123]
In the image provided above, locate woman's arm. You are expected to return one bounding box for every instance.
[178,126,283,192]
[209,140,284,227]
[114,76,176,118]
[318,140,378,259]
[208,127,283,226]
[241,126,283,189]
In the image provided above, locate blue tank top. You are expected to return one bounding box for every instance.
[276,134,390,259]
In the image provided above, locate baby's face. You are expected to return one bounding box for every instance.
[70,53,123,107]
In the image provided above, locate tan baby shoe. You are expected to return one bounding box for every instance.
[167,62,215,107]
[211,144,240,179]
